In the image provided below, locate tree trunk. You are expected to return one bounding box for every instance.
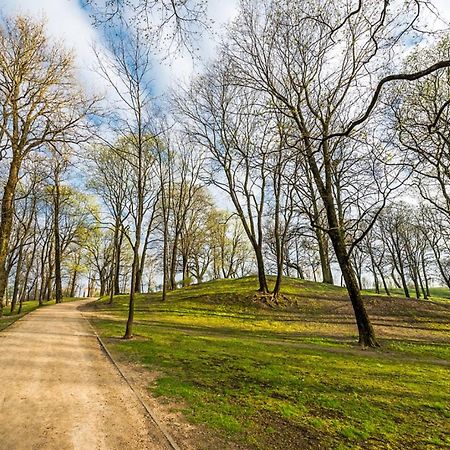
[378,268,391,296]
[135,270,142,293]
[69,267,78,298]
[182,253,189,287]
[421,256,430,298]
[0,156,21,316]
[169,236,179,291]
[317,230,334,284]
[411,270,420,299]
[161,216,169,301]
[53,180,63,304]
[394,262,410,298]
[273,256,283,296]
[331,232,379,347]
[417,270,427,300]
[393,255,410,298]
[124,244,139,339]
[114,227,123,295]
[391,270,402,289]
[10,242,24,313]
[99,275,106,297]
[255,245,269,293]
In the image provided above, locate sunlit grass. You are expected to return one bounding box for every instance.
[89,276,450,449]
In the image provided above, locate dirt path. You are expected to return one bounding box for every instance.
[0,299,172,450]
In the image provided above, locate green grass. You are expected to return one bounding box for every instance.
[88,276,450,449]
[0,297,85,331]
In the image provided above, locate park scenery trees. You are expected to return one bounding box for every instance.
[1,1,450,448]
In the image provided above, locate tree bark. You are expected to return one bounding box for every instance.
[0,156,21,316]
[10,243,24,313]
[317,229,334,284]
[53,180,63,304]
[255,246,269,293]
[114,227,123,295]
[331,231,379,347]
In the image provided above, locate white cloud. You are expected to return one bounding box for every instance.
[2,0,447,97]
[0,0,110,96]
[147,0,239,95]
[0,0,239,98]
[431,0,450,22]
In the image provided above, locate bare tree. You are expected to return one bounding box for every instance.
[393,37,450,221]
[89,145,131,301]
[85,0,209,53]
[176,63,279,294]
[0,16,96,314]
[216,0,450,346]
[94,23,158,338]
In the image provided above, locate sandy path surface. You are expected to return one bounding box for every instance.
[0,299,171,450]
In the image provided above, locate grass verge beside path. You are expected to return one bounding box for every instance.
[88,277,450,450]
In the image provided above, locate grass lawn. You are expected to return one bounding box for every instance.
[87,277,450,449]
[0,297,86,331]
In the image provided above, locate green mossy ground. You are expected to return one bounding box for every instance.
[88,277,450,449]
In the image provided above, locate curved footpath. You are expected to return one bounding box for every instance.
[0,299,171,450]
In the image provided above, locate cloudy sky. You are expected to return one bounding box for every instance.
[0,0,449,96]
[0,0,238,96]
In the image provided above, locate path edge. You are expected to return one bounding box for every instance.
[81,301,180,450]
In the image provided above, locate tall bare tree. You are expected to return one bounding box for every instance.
[0,16,96,314]
[94,22,158,338]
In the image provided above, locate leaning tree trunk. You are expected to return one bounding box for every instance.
[377,267,391,296]
[394,256,410,298]
[421,257,430,298]
[330,230,379,347]
[69,267,78,298]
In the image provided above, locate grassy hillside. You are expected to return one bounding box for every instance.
[86,277,450,449]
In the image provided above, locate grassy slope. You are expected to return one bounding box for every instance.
[88,277,450,449]
[0,297,85,331]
